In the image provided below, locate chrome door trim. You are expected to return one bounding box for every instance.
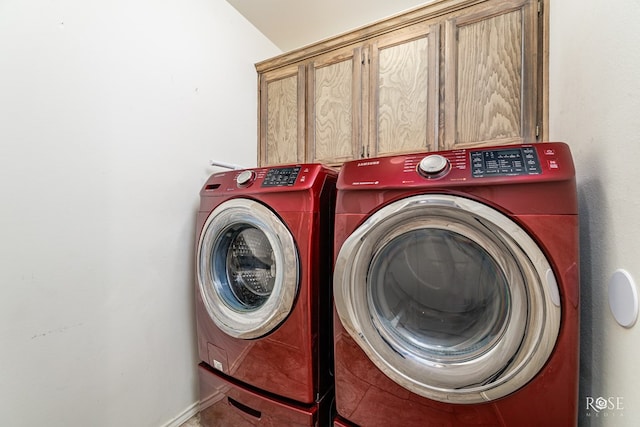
[197,198,298,339]
[333,194,561,403]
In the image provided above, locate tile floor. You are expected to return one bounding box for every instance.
[179,414,202,427]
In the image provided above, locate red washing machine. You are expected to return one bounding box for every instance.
[332,142,579,426]
[195,164,336,426]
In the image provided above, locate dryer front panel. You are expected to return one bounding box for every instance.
[333,194,561,404]
[197,198,299,340]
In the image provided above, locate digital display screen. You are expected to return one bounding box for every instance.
[262,166,301,187]
[471,147,540,177]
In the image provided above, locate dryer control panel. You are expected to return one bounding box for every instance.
[337,142,575,190]
[336,142,576,215]
[470,146,541,178]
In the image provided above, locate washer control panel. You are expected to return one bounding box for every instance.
[262,166,301,187]
[471,146,540,178]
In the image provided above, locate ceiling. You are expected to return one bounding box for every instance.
[226,0,432,52]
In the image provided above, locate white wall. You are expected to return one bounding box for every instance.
[0,1,279,426]
[550,0,640,425]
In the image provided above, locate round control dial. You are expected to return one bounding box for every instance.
[418,154,450,177]
[236,170,255,187]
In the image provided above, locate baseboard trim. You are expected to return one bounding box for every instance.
[161,401,199,427]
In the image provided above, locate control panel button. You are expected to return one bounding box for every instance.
[418,154,449,177]
[236,170,255,187]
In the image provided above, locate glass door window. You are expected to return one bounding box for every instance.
[198,198,298,339]
[333,194,560,403]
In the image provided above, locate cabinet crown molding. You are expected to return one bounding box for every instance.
[255,0,489,72]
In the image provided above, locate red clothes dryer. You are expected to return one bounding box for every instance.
[195,164,336,426]
[332,143,579,426]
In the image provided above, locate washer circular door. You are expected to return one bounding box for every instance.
[197,198,299,339]
[333,194,561,403]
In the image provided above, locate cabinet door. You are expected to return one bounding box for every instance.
[443,0,538,150]
[258,65,305,166]
[368,22,440,157]
[307,46,363,164]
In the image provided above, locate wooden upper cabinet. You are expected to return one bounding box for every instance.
[368,22,440,158]
[307,46,362,164]
[258,64,305,166]
[255,0,546,166]
[443,0,538,150]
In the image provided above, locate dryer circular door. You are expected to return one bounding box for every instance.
[333,194,561,404]
[197,198,299,339]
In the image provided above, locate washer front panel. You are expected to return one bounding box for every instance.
[197,198,299,339]
[333,194,561,403]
